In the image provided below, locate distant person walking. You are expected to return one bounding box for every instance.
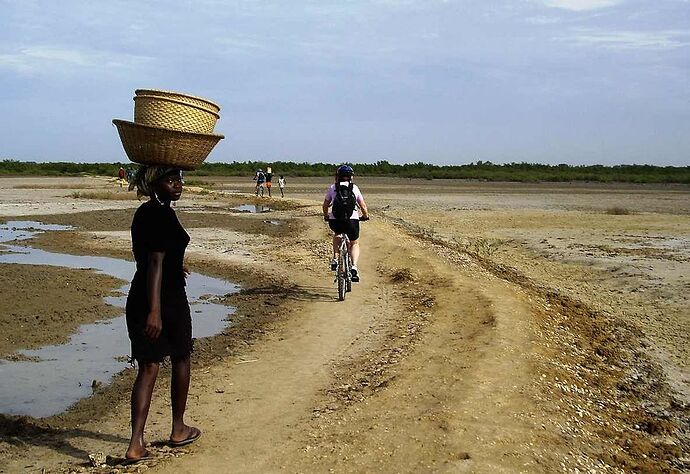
[265,167,273,197]
[125,166,201,464]
[254,169,266,197]
[278,175,286,198]
[118,167,126,188]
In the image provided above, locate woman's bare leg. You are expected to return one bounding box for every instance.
[332,233,342,260]
[170,355,199,442]
[349,240,360,267]
[126,361,160,459]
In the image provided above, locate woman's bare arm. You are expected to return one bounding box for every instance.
[145,251,165,340]
[322,198,331,221]
[358,197,369,219]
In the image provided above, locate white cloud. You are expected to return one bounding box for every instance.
[541,0,624,11]
[215,36,271,56]
[0,45,150,75]
[373,0,451,5]
[19,47,90,65]
[525,15,563,24]
[560,28,690,50]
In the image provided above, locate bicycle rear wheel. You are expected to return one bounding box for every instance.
[345,253,352,293]
[337,252,347,301]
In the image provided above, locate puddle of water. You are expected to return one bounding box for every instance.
[0,221,238,418]
[0,220,72,243]
[235,204,272,213]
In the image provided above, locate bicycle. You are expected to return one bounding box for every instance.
[331,216,368,301]
[334,232,353,301]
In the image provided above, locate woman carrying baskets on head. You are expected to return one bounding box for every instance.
[124,166,201,463]
[113,88,224,463]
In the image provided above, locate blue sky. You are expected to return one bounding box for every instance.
[1,0,688,166]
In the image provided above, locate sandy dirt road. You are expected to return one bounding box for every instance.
[0,176,688,473]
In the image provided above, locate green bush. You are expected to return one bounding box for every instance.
[1,159,688,184]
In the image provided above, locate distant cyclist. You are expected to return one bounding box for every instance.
[323,165,369,282]
[254,169,266,196]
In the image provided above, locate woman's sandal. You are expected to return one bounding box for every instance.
[169,427,202,447]
[122,451,152,465]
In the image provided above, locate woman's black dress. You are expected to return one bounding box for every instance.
[126,200,191,362]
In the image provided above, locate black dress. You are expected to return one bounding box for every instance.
[126,200,192,362]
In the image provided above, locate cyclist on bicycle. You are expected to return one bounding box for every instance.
[323,165,369,282]
[254,169,266,196]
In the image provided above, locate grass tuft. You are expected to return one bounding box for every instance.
[70,191,137,200]
[472,237,503,256]
[389,268,415,283]
[605,207,632,215]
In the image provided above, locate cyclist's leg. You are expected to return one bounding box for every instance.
[345,220,361,267]
[348,239,360,267]
[328,220,344,261]
[332,233,342,259]
[347,239,360,282]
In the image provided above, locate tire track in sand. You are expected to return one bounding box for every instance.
[147,214,556,473]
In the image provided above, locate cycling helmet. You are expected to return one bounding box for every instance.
[337,165,354,177]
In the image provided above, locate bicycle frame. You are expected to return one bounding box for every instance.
[335,233,352,300]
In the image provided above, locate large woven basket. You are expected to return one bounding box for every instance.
[135,89,221,114]
[134,94,220,134]
[113,119,224,170]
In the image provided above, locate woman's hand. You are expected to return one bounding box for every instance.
[145,310,162,340]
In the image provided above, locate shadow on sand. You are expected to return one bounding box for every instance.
[0,414,129,464]
[230,283,335,302]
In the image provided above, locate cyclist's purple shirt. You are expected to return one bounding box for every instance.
[324,182,364,220]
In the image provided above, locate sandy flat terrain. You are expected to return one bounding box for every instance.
[0,176,688,473]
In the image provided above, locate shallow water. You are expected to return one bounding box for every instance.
[0,221,238,417]
[0,220,72,243]
[235,204,272,213]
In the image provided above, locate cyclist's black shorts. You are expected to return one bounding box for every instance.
[329,219,360,241]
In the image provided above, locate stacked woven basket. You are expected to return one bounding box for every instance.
[113,89,224,170]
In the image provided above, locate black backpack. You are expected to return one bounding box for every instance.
[332,182,356,220]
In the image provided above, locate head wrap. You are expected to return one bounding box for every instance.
[128,165,180,198]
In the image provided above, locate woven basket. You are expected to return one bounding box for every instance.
[135,89,220,114]
[134,95,220,134]
[113,119,224,170]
